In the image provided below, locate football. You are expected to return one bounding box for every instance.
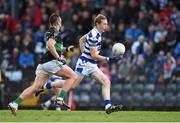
[112,43,126,55]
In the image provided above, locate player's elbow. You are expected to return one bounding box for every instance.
[47,42,53,48]
[91,53,98,60]
[79,39,84,47]
[47,39,55,49]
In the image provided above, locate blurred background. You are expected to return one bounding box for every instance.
[0,0,180,110]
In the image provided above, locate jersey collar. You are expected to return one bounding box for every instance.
[50,26,59,32]
[94,27,101,35]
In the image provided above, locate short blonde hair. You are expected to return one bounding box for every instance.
[94,14,107,26]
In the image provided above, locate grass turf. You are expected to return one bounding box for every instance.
[0,110,180,122]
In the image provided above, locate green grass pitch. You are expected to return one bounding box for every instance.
[0,110,180,122]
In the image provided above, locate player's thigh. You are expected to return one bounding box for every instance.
[92,69,110,85]
[32,73,49,88]
[55,65,77,79]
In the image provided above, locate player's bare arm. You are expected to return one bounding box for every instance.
[47,38,60,59]
[90,47,107,62]
[90,47,122,63]
[79,34,87,53]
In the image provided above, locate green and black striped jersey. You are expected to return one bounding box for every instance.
[40,27,63,63]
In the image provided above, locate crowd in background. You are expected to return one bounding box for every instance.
[0,0,180,108]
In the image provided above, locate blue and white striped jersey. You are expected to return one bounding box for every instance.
[81,27,102,63]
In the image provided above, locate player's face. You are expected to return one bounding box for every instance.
[98,19,108,33]
[56,17,62,30]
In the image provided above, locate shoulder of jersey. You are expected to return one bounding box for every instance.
[45,28,56,38]
[47,27,56,34]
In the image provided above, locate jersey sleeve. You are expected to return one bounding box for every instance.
[45,29,55,41]
[45,28,62,43]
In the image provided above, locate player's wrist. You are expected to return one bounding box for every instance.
[57,57,61,61]
[57,57,66,65]
[106,57,109,61]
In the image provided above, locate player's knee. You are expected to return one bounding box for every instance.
[71,75,80,88]
[104,79,111,87]
[72,73,78,81]
[72,80,78,88]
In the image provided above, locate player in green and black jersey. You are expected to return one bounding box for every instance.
[8,13,77,116]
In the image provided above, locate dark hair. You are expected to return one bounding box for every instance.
[94,14,107,26]
[49,13,60,25]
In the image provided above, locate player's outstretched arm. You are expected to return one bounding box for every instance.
[90,47,107,62]
[90,48,121,63]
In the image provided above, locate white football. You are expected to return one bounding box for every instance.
[112,43,125,55]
